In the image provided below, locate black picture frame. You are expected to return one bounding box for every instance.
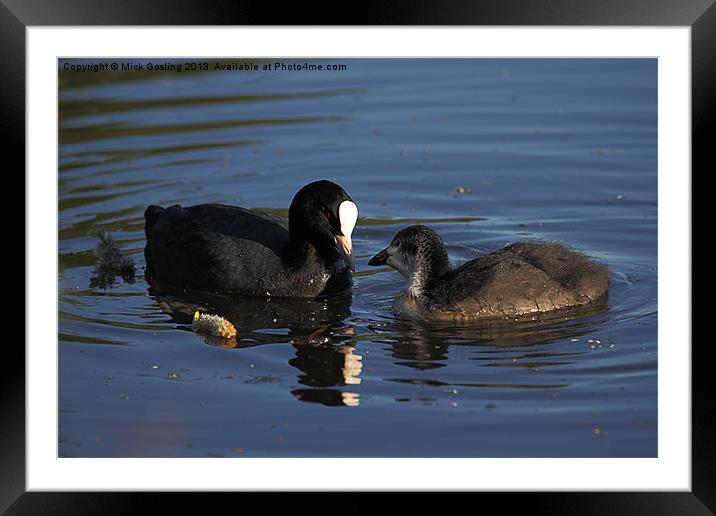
[5,1,710,513]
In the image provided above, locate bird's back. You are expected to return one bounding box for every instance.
[428,241,610,318]
[145,203,291,294]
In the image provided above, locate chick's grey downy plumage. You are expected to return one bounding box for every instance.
[368,225,610,320]
[144,180,357,298]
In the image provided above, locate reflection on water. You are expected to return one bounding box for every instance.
[59,58,657,457]
[364,303,611,396]
[148,283,353,345]
[290,346,363,407]
[147,276,609,403]
[59,88,363,120]
[61,114,347,146]
[149,282,364,406]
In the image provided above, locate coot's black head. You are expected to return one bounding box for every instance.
[368,225,450,285]
[288,180,358,270]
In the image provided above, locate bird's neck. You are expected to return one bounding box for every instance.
[284,237,340,271]
[407,246,451,297]
[406,268,429,298]
[286,211,340,269]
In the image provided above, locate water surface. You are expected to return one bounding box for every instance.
[58,58,657,457]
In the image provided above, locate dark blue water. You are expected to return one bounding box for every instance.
[58,58,657,457]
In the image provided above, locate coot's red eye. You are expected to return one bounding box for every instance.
[324,207,336,225]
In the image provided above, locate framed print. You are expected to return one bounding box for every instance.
[6,0,711,513]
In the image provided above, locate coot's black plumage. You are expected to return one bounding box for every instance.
[368,225,610,320]
[144,180,358,298]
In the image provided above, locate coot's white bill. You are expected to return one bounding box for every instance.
[335,200,358,271]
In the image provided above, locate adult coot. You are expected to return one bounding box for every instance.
[144,180,358,298]
[368,225,609,320]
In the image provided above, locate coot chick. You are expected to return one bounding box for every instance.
[144,180,358,298]
[368,225,609,320]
